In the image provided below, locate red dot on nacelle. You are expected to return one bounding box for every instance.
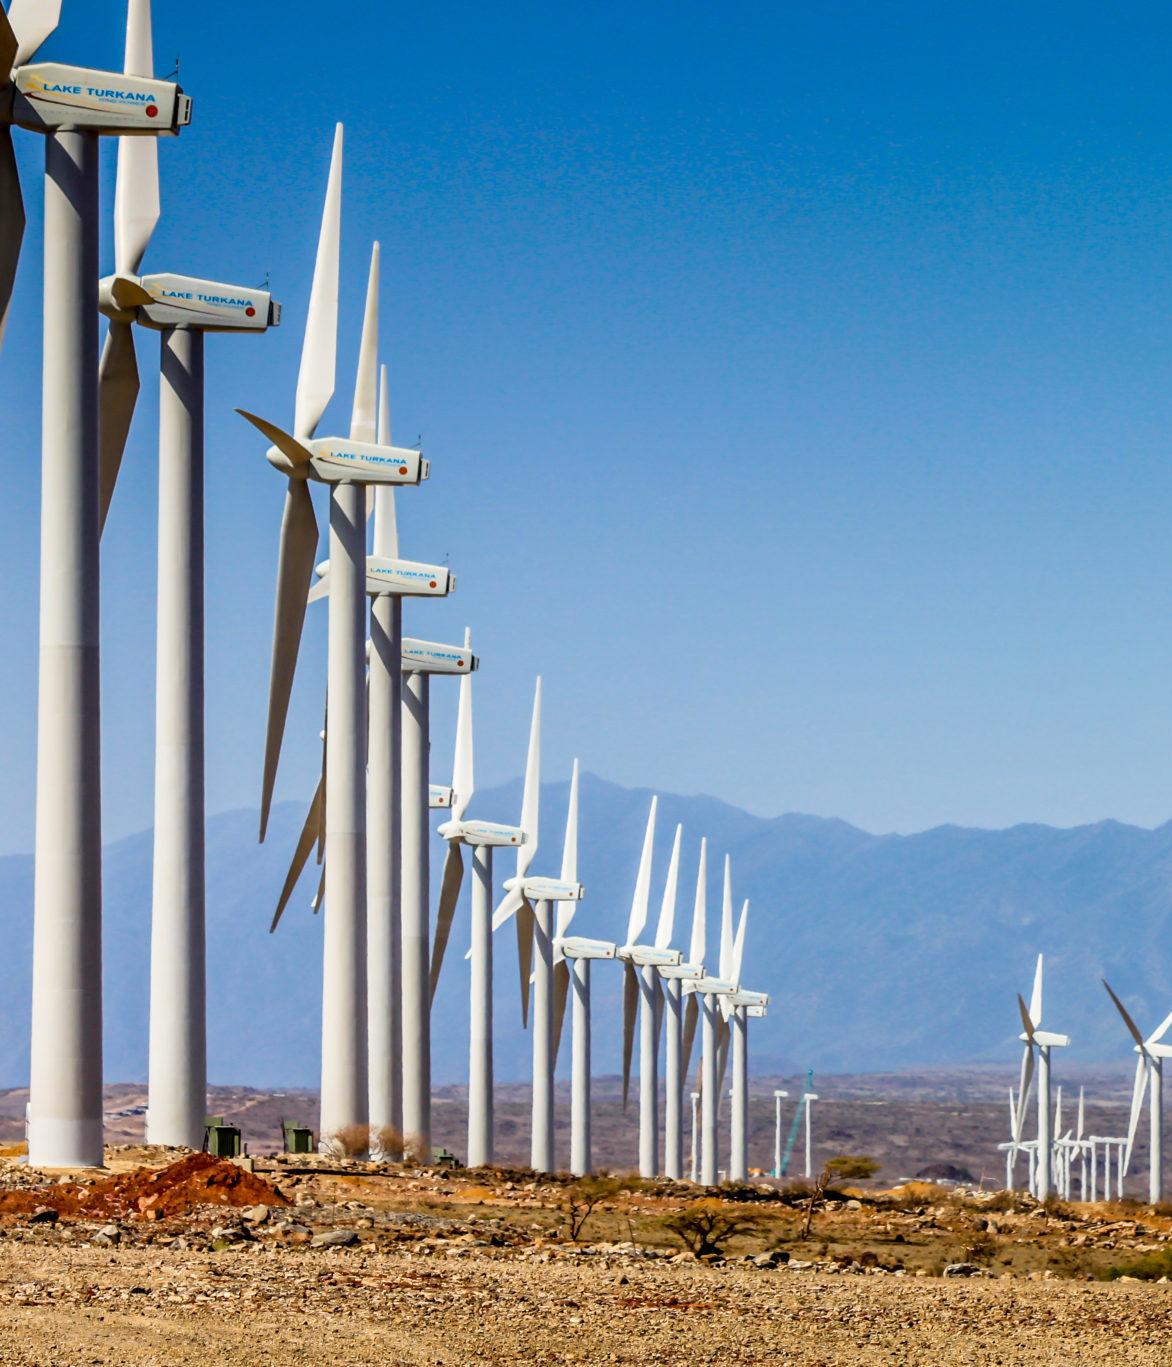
[245,306,255,317]
[429,580,437,588]
[146,106,158,118]
[399,465,407,474]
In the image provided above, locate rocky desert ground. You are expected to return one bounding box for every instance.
[0,1136,1169,1366]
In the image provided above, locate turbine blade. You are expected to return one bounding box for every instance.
[516,897,535,1029]
[371,364,399,546]
[551,958,571,1065]
[259,479,319,839]
[113,0,158,276]
[350,241,379,442]
[517,677,541,878]
[716,1015,731,1098]
[681,991,700,1080]
[236,408,314,469]
[1076,1085,1085,1142]
[731,898,748,987]
[1126,1054,1149,1164]
[491,885,524,933]
[1014,1044,1034,1143]
[311,862,325,913]
[0,126,25,350]
[270,777,324,933]
[651,972,665,1056]
[293,124,342,440]
[1149,1009,1172,1047]
[625,796,657,945]
[555,758,579,942]
[0,10,16,86]
[621,961,639,1109]
[1029,954,1043,1026]
[1102,979,1147,1050]
[654,823,682,950]
[451,638,474,821]
[719,855,734,981]
[97,321,139,532]
[1016,993,1036,1041]
[8,0,62,66]
[429,842,464,1003]
[688,837,707,967]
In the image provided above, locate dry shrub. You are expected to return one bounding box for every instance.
[324,1124,370,1159]
[400,1131,430,1164]
[666,1200,761,1258]
[370,1125,404,1162]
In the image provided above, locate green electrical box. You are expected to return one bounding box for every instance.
[203,1115,242,1159]
[432,1146,460,1168]
[281,1119,315,1154]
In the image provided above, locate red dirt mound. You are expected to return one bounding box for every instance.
[0,1152,288,1221]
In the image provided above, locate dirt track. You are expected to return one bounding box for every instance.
[1,1240,1169,1366]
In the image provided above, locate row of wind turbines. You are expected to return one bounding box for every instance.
[7,0,774,1181]
[1006,956,1171,1204]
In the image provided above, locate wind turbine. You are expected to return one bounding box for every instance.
[490,682,585,1172]
[237,134,429,1150]
[1102,980,1172,1204]
[437,683,537,1166]
[726,903,768,1183]
[618,798,683,1178]
[4,0,191,1169]
[553,767,626,1178]
[655,838,706,1180]
[92,0,280,1151]
[1014,954,1070,1200]
[678,849,736,1185]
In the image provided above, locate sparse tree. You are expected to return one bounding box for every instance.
[562,1176,631,1241]
[666,1199,761,1258]
[802,1155,880,1238]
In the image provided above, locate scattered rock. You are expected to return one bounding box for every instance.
[942,1263,981,1278]
[311,1229,359,1249]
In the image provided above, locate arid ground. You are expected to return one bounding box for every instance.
[0,1137,1169,1365]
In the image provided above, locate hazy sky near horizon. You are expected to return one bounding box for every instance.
[4,1,1172,854]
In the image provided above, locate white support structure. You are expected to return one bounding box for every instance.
[569,956,591,1176]
[147,325,206,1148]
[400,668,431,1157]
[28,130,104,1169]
[663,977,684,1179]
[467,845,493,1167]
[531,900,555,1172]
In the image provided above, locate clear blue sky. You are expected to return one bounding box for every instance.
[3,0,1172,855]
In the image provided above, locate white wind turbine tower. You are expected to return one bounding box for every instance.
[1014,954,1070,1200]
[435,678,535,1165]
[1102,980,1172,1204]
[237,141,428,1149]
[94,0,280,1151]
[554,765,620,1176]
[726,905,769,1183]
[618,798,684,1178]
[682,851,737,1185]
[655,837,706,1180]
[3,0,191,1169]
[491,683,585,1172]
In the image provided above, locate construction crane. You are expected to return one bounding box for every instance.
[777,1070,815,1177]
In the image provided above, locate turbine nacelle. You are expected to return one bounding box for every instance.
[617,944,683,968]
[438,818,525,848]
[8,63,191,134]
[746,1003,768,1018]
[658,961,706,980]
[731,989,769,1008]
[237,409,428,485]
[504,874,584,903]
[557,936,617,961]
[98,272,279,331]
[309,556,455,603]
[690,975,736,994]
[402,637,478,674]
[429,784,453,809]
[1019,1028,1070,1048]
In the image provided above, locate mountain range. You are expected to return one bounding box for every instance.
[2,772,1171,1089]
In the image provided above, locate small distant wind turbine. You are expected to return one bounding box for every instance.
[1102,979,1172,1204]
[618,798,684,1177]
[655,838,706,1180]
[1014,954,1070,1200]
